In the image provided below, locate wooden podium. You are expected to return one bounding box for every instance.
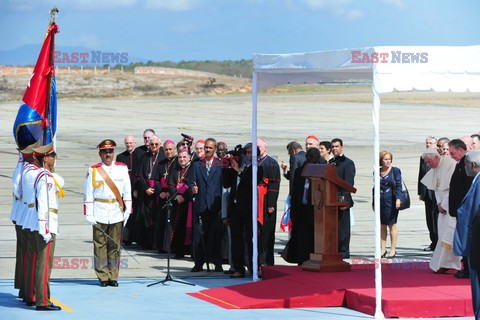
[301,163,357,272]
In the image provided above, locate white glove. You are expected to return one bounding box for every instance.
[86,215,96,225]
[42,233,52,243]
[123,214,129,227]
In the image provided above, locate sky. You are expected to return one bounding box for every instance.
[1,0,480,62]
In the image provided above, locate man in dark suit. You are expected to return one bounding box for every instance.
[329,138,356,259]
[289,148,326,265]
[449,139,474,278]
[454,150,480,319]
[281,141,306,192]
[190,138,224,272]
[418,136,438,251]
[222,143,252,278]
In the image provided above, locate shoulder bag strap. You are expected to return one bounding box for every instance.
[391,167,397,193]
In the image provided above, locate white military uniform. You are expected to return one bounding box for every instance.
[19,162,41,304]
[10,159,24,223]
[84,161,132,283]
[11,159,24,294]
[83,162,132,223]
[20,163,41,231]
[35,170,64,238]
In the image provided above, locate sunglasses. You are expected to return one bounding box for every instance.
[150,143,159,146]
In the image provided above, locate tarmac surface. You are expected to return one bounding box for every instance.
[0,93,478,319]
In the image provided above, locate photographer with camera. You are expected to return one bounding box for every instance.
[222,143,250,278]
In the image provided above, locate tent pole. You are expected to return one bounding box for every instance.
[373,86,385,319]
[252,71,259,281]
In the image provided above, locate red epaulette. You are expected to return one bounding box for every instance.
[91,163,102,168]
[34,170,53,188]
[115,162,126,166]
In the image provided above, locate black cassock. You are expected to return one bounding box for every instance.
[258,155,281,266]
[167,163,193,258]
[116,150,136,244]
[135,151,164,249]
[153,157,176,252]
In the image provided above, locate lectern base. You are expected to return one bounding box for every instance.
[302,259,351,272]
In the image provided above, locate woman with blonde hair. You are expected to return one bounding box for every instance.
[377,150,404,258]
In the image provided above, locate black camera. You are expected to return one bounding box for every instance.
[223,144,246,167]
[180,133,194,146]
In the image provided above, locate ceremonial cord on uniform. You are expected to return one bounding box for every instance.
[53,177,64,198]
[92,168,104,189]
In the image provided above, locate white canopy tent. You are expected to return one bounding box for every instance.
[250,45,480,318]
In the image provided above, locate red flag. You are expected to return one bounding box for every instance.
[23,23,59,119]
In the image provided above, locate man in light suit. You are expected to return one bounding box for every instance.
[190,138,224,272]
[329,138,356,259]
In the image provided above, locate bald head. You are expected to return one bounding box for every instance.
[124,135,136,153]
[257,138,267,157]
[462,135,474,151]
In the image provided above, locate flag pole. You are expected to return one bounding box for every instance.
[43,6,58,146]
[43,7,59,235]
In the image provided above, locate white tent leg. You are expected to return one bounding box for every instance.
[373,87,385,319]
[252,71,259,282]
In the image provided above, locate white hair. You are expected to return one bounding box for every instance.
[466,150,480,166]
[149,135,160,142]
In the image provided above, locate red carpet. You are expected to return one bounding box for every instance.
[188,262,473,318]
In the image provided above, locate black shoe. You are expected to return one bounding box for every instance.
[214,265,223,272]
[455,270,470,279]
[191,265,203,272]
[224,270,235,275]
[26,301,36,306]
[174,254,184,259]
[99,280,109,287]
[230,272,245,278]
[108,280,118,287]
[381,251,387,258]
[36,304,61,311]
[423,245,434,251]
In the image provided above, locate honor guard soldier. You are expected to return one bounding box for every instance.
[11,142,38,304]
[19,143,43,307]
[83,139,132,287]
[32,143,64,311]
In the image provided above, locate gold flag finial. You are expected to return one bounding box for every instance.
[50,6,59,25]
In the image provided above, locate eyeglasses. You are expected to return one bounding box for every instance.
[150,143,159,146]
[143,136,150,140]
[181,142,189,145]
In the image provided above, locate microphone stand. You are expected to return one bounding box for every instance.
[148,188,195,287]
